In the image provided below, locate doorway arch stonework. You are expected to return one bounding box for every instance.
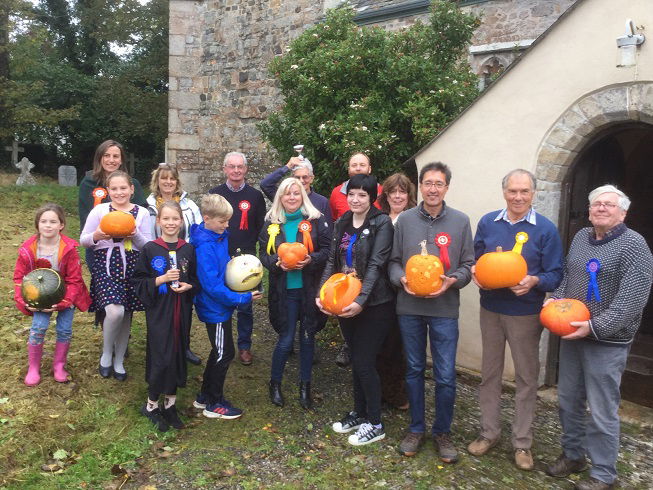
[533,82,653,225]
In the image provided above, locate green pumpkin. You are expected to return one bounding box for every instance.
[21,268,66,309]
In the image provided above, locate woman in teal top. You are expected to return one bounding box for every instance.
[259,178,331,410]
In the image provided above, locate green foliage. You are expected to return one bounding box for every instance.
[0,0,167,176]
[258,1,480,194]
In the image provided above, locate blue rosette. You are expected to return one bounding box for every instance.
[152,256,168,294]
[586,258,601,302]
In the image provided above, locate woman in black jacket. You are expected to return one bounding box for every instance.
[317,174,394,446]
[259,178,331,409]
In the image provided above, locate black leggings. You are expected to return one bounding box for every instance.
[339,301,393,425]
[201,319,235,404]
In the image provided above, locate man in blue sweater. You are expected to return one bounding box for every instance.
[467,169,563,471]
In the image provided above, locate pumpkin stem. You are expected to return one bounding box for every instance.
[495,246,503,253]
[419,240,428,256]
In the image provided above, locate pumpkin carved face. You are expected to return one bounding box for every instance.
[277,242,308,269]
[21,268,66,309]
[225,254,264,291]
[475,246,527,289]
[100,211,136,238]
[540,299,591,336]
[319,273,362,315]
[405,240,444,296]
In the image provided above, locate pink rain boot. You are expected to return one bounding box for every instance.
[52,341,70,383]
[24,343,44,386]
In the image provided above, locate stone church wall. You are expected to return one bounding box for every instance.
[168,0,577,194]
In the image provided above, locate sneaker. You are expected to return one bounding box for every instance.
[467,435,499,456]
[348,423,385,446]
[193,393,209,409]
[140,404,169,432]
[161,404,185,429]
[433,433,458,463]
[514,448,534,471]
[399,432,424,456]
[202,399,243,419]
[332,411,366,433]
[546,453,587,478]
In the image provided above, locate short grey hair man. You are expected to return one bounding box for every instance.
[501,169,536,191]
[588,184,631,211]
[223,151,247,167]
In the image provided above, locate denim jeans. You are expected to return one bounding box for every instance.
[270,289,314,383]
[558,339,629,484]
[29,307,75,345]
[236,301,254,351]
[398,315,459,434]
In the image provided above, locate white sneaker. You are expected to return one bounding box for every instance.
[332,411,366,433]
[348,423,385,446]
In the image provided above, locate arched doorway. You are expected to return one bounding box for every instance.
[563,122,653,407]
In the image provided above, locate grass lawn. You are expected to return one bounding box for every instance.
[1,175,651,489]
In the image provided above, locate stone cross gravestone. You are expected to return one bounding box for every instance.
[4,140,25,166]
[58,165,77,186]
[15,157,36,186]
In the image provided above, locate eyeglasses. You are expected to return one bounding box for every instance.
[421,181,447,190]
[294,175,313,181]
[225,164,246,170]
[158,162,176,168]
[589,201,618,210]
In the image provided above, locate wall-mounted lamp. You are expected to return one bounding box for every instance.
[616,19,645,67]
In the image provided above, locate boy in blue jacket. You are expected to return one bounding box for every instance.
[190,194,262,419]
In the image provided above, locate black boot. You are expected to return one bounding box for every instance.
[269,380,284,407]
[299,381,312,410]
[186,348,202,366]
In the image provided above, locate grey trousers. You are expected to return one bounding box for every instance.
[558,339,629,484]
[478,307,542,449]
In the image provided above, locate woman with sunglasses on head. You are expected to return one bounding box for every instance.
[146,163,203,365]
[147,163,202,243]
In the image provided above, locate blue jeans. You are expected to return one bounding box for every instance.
[236,301,254,350]
[399,315,459,434]
[29,307,75,345]
[558,339,629,484]
[270,289,314,382]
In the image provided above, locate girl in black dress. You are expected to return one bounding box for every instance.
[132,201,199,432]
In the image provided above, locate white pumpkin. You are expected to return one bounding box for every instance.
[225,254,264,291]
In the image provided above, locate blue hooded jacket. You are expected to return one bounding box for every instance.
[190,222,252,323]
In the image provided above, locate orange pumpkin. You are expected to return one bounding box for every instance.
[405,240,444,296]
[100,211,136,238]
[277,242,308,269]
[540,299,591,336]
[319,273,362,315]
[475,246,527,289]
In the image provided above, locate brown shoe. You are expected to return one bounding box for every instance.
[399,432,424,457]
[574,477,614,490]
[433,433,458,464]
[467,435,499,456]
[514,448,534,471]
[546,453,587,478]
[239,349,252,366]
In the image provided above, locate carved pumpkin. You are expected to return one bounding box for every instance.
[277,242,308,269]
[100,211,136,238]
[475,246,527,289]
[540,299,591,336]
[225,254,264,291]
[405,240,444,296]
[319,273,362,315]
[21,268,66,309]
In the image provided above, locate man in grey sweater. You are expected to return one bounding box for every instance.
[389,162,474,463]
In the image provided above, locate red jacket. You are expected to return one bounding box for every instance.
[329,181,383,220]
[14,234,92,316]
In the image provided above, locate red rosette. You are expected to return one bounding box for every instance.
[238,200,251,230]
[92,187,108,207]
[435,232,451,271]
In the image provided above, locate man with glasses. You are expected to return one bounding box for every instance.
[545,185,652,490]
[388,161,474,463]
[467,169,563,471]
[208,152,266,366]
[260,156,332,226]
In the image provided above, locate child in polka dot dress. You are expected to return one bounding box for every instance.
[80,170,152,381]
